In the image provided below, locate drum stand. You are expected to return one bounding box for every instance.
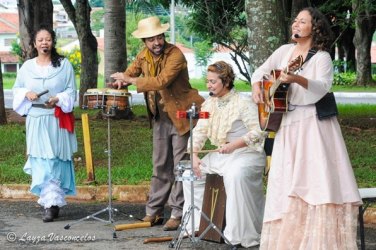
[64,107,119,238]
[169,104,234,249]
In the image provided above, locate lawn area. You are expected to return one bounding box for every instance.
[1,104,375,189]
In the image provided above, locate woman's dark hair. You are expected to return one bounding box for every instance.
[29,24,64,67]
[207,61,235,90]
[302,7,334,52]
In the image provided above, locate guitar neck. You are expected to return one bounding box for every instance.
[267,55,303,97]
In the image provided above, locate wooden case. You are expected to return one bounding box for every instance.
[198,174,226,243]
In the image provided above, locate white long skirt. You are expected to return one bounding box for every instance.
[182,147,265,248]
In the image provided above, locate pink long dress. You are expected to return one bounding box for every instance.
[251,43,362,250]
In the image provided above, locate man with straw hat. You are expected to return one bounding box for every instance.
[111,16,204,231]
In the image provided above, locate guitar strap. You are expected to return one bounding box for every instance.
[302,48,317,67]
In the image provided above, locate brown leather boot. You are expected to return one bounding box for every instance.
[142,215,164,226]
[162,217,181,231]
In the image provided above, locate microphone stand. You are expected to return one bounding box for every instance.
[64,107,119,238]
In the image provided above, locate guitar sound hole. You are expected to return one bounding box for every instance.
[279,84,289,90]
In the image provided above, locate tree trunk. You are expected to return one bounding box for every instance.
[246,0,287,73]
[337,28,356,72]
[60,0,99,107]
[104,0,126,83]
[17,0,53,60]
[352,0,376,86]
[0,59,7,125]
[103,0,132,119]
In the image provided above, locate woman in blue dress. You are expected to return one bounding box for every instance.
[13,25,77,222]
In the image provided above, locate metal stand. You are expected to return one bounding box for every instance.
[169,104,233,249]
[64,107,118,238]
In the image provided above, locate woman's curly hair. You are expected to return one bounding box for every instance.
[303,7,334,52]
[207,61,235,90]
[29,24,64,68]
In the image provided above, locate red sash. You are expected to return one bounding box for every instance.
[54,106,75,133]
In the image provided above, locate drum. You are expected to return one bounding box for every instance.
[83,88,105,109]
[199,174,226,243]
[175,160,197,182]
[104,89,132,112]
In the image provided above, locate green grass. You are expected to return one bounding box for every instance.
[2,73,16,89]
[331,85,376,92]
[1,104,375,188]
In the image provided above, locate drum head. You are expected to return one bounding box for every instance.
[85,88,106,95]
[105,89,132,97]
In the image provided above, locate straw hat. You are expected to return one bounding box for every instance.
[132,16,170,39]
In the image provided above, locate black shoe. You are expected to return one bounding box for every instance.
[50,206,60,219]
[231,244,242,250]
[42,208,54,222]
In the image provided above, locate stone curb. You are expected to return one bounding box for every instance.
[1,184,376,226]
[0,184,149,203]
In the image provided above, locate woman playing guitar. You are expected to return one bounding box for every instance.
[251,7,362,250]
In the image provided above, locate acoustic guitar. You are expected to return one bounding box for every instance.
[258,55,303,131]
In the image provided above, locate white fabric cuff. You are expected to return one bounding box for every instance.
[37,179,67,208]
[56,92,75,113]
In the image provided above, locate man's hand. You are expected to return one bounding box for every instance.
[110,72,135,89]
[110,80,127,89]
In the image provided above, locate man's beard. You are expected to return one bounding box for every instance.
[152,43,165,56]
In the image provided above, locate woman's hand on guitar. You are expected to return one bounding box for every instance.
[280,71,308,89]
[279,71,296,83]
[251,82,264,104]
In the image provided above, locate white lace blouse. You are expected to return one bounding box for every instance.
[189,89,267,153]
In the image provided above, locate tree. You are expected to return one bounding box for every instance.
[104,0,126,84]
[352,0,376,86]
[193,40,214,76]
[17,0,54,60]
[104,0,133,119]
[246,0,288,73]
[60,0,99,106]
[319,0,356,71]
[0,59,6,125]
[179,0,251,81]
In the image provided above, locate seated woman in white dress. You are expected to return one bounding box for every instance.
[182,61,267,248]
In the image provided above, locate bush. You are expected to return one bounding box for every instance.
[59,47,81,75]
[333,72,356,86]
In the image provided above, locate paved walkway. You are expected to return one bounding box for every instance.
[0,199,256,250]
[1,199,376,250]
